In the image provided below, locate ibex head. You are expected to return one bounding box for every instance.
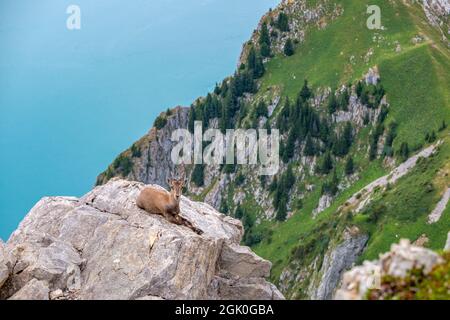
[167,177,185,203]
[167,165,186,203]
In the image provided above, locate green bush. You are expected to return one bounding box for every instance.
[154,115,167,129]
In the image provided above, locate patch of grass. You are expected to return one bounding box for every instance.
[357,137,450,261]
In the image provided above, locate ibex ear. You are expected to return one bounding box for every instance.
[167,178,172,186]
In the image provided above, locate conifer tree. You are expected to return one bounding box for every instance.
[345,157,354,175]
[284,38,295,56]
[255,100,269,118]
[299,79,312,101]
[327,92,338,114]
[191,164,205,187]
[234,205,244,219]
[318,151,333,174]
[304,134,315,156]
[276,12,289,32]
[259,22,271,57]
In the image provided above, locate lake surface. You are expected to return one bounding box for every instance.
[0,0,278,240]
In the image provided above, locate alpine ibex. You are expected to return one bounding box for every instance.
[136,177,202,234]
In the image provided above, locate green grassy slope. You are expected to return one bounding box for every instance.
[250,0,450,289]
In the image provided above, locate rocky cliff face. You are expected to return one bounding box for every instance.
[0,179,283,300]
[96,107,190,188]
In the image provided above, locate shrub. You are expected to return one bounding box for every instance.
[112,154,133,176]
[131,143,141,158]
[154,115,167,129]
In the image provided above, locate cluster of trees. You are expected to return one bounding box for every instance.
[130,143,141,158]
[356,80,385,109]
[382,122,397,157]
[112,153,133,176]
[275,12,289,32]
[369,106,389,160]
[187,37,270,133]
[277,81,357,164]
[327,86,350,113]
[153,114,167,129]
[321,170,339,196]
[332,122,354,157]
[277,81,325,162]
[270,165,296,221]
[234,204,265,246]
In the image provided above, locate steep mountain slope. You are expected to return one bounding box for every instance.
[97,0,450,299]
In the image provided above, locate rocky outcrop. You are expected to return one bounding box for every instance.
[310,231,368,300]
[428,187,450,224]
[0,179,283,300]
[422,0,450,43]
[335,239,445,300]
[97,107,190,188]
[0,240,14,289]
[312,194,333,218]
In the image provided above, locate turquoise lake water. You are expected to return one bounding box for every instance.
[0,0,278,240]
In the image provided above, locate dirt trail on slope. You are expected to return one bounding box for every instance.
[344,141,441,213]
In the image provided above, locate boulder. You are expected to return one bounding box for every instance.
[335,239,445,300]
[1,179,283,300]
[9,279,49,300]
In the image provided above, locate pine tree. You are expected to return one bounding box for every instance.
[259,22,271,57]
[327,92,338,114]
[318,151,333,174]
[338,87,350,110]
[277,98,290,133]
[234,205,244,219]
[255,100,269,118]
[253,54,265,79]
[304,134,315,156]
[356,81,364,97]
[260,43,270,58]
[275,197,288,221]
[191,164,205,187]
[283,38,295,56]
[299,79,312,101]
[329,170,339,195]
[345,157,354,175]
[276,12,289,32]
[283,130,296,161]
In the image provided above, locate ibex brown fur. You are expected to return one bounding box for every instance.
[136,178,202,234]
